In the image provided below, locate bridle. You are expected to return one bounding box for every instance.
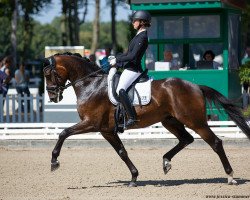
[43,57,65,101]
[43,56,105,101]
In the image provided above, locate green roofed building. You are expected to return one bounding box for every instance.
[128,0,246,120]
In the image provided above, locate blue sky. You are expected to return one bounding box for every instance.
[34,0,132,24]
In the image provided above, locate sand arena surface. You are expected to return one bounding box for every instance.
[0,145,250,200]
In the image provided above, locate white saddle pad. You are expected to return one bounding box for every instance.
[108,77,153,106]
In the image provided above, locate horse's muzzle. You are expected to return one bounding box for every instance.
[49,93,63,103]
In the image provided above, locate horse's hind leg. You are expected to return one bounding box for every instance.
[101,132,138,187]
[161,117,194,174]
[195,126,237,185]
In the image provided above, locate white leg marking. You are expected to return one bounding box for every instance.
[228,171,238,185]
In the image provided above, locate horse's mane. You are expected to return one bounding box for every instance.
[54,52,103,73]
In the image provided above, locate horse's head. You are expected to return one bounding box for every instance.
[44,53,103,103]
[43,56,67,103]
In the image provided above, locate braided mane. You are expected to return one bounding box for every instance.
[54,52,101,71]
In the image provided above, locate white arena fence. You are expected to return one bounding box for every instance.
[0,94,44,123]
[0,121,247,140]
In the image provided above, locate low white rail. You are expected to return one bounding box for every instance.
[0,121,247,140]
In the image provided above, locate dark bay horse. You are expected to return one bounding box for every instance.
[43,53,250,187]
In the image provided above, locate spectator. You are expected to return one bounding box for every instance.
[99,47,112,73]
[0,70,9,107]
[15,62,31,111]
[164,50,181,70]
[0,56,12,99]
[203,50,221,69]
[243,47,250,59]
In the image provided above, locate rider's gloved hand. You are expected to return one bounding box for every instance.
[108,56,116,66]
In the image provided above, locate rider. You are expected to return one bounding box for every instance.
[109,10,151,127]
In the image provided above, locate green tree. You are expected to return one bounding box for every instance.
[30,23,61,58]
[0,0,52,63]
[91,0,100,53]
[0,17,11,58]
[60,0,88,46]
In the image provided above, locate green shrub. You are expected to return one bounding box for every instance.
[239,61,250,84]
[243,105,250,118]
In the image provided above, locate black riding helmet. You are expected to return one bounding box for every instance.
[132,10,151,23]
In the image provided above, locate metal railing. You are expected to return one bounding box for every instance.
[0,94,44,123]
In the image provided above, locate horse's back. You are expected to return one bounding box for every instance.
[150,77,206,124]
[152,77,202,96]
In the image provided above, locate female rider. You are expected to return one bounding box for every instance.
[109,10,151,127]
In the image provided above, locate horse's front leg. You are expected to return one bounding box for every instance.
[51,121,95,171]
[101,132,139,187]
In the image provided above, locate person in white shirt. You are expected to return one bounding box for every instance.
[15,62,30,111]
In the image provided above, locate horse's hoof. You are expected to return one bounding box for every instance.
[51,160,60,172]
[128,182,137,187]
[228,179,238,185]
[163,158,171,174]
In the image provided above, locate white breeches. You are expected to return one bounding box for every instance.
[116,69,141,95]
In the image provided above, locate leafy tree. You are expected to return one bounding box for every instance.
[107,0,130,53]
[0,17,11,58]
[78,21,130,51]
[0,0,52,63]
[60,0,89,46]
[91,0,100,53]
[30,23,61,59]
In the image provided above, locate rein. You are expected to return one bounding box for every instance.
[62,67,104,90]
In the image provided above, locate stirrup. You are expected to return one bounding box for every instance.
[125,118,136,127]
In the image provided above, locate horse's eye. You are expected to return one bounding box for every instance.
[43,66,51,76]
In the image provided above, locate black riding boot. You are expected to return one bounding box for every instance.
[119,89,137,127]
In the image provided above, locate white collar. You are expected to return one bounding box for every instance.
[137,28,146,35]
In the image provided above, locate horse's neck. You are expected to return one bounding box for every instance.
[73,75,107,101]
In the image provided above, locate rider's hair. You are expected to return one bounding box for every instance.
[139,20,151,28]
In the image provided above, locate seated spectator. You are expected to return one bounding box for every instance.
[203,50,221,69]
[164,50,181,70]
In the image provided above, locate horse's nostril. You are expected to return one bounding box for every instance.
[49,95,57,102]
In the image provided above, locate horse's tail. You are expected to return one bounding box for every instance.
[199,85,250,140]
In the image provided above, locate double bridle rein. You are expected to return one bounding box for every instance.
[44,56,104,99]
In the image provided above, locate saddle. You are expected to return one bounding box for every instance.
[107,69,153,133]
[108,69,152,106]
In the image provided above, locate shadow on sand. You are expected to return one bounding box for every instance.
[108,177,250,187]
[67,177,250,189]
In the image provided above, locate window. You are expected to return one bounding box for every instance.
[146,44,157,70]
[148,15,220,39]
[228,14,240,69]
